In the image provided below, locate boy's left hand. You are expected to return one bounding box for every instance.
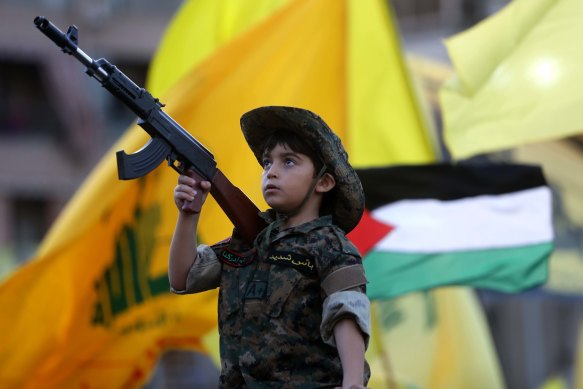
[174,170,211,214]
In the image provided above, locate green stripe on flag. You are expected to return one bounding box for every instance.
[364,242,553,300]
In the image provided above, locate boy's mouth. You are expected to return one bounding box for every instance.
[264,184,279,192]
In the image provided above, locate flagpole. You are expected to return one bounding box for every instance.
[371,302,398,389]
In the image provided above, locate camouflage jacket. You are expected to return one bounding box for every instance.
[175,214,370,388]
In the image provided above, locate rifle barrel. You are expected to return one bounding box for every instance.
[34,16,108,80]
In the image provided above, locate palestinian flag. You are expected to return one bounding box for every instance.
[348,163,554,300]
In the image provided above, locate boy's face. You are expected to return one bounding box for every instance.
[261,143,317,213]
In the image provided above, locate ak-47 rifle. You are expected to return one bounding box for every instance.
[34,16,266,244]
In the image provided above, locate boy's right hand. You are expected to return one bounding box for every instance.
[174,170,211,214]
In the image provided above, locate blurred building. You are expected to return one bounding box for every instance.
[0,0,181,267]
[1,1,582,389]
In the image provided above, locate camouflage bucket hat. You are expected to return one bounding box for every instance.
[240,106,364,233]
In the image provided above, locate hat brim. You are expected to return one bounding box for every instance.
[240,106,364,233]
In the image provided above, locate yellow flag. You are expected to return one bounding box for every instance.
[0,1,302,388]
[367,289,504,389]
[347,1,436,167]
[440,0,583,159]
[146,0,290,96]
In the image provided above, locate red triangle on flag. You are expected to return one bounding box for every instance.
[347,209,394,257]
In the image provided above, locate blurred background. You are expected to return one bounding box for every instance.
[1,0,582,388]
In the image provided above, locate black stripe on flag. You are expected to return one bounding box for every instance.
[356,163,547,211]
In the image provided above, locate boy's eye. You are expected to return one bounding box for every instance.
[285,158,296,166]
[262,159,272,169]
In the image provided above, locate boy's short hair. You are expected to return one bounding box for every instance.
[240,106,364,233]
[261,129,324,177]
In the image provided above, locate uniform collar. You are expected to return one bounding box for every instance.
[259,210,333,232]
[257,210,334,247]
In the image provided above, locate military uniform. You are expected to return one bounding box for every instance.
[172,106,371,387]
[173,212,370,388]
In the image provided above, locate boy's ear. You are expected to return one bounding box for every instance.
[316,172,336,193]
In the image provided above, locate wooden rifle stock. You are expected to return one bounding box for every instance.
[211,170,267,244]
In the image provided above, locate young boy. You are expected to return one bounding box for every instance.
[169,106,371,388]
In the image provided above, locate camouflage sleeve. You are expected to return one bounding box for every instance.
[320,290,371,349]
[170,244,221,295]
[316,226,367,294]
[314,226,370,347]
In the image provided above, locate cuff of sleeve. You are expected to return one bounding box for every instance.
[170,286,190,295]
[320,291,371,349]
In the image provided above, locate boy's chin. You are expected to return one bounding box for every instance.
[265,197,305,215]
[267,203,294,215]
[269,206,290,214]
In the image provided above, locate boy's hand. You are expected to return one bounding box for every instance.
[174,170,211,214]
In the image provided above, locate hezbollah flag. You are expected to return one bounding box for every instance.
[0,0,435,388]
[366,287,506,389]
[350,163,553,300]
[440,0,583,159]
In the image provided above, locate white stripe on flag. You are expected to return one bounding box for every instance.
[372,186,553,253]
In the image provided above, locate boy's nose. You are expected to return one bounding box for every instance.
[266,164,279,178]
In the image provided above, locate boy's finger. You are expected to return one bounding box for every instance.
[175,190,195,201]
[175,184,195,196]
[184,185,197,197]
[178,175,196,186]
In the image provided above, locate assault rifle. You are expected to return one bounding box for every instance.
[34,16,266,244]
